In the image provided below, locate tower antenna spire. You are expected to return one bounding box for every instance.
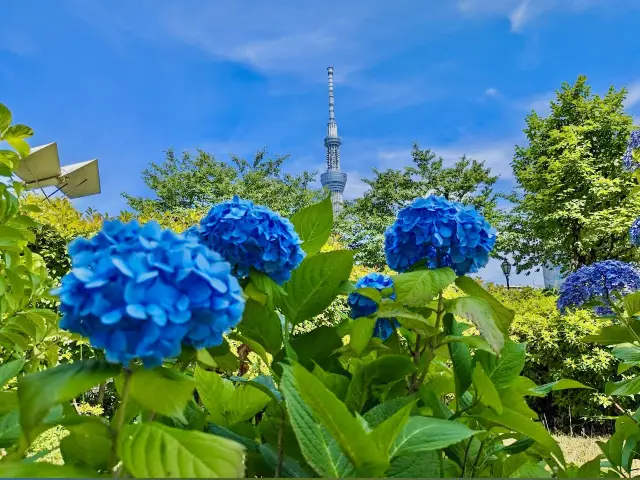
[321,66,347,214]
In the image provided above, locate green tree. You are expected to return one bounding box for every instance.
[501,76,640,273]
[337,144,500,268]
[123,147,321,217]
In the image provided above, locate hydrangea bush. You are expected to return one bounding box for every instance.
[0,107,607,478]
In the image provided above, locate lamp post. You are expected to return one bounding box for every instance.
[501,259,512,290]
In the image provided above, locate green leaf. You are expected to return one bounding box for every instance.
[511,462,551,478]
[354,286,382,303]
[583,325,640,345]
[369,402,414,457]
[349,317,376,356]
[17,359,120,441]
[442,335,495,353]
[0,104,11,134]
[236,299,283,355]
[390,416,480,456]
[386,450,440,478]
[0,410,21,448]
[60,418,112,470]
[532,379,592,395]
[0,357,25,388]
[275,325,343,374]
[472,362,502,413]
[259,443,310,477]
[611,344,640,362]
[281,363,387,477]
[490,341,525,389]
[363,396,415,429]
[129,367,195,422]
[478,407,564,462]
[289,195,333,255]
[392,268,455,306]
[6,138,30,159]
[228,332,270,366]
[3,124,34,140]
[605,376,640,396]
[624,291,640,316]
[249,271,288,310]
[444,313,473,399]
[0,462,95,478]
[231,375,282,404]
[118,422,246,478]
[227,384,270,425]
[448,296,505,353]
[312,363,349,401]
[279,365,355,477]
[195,367,234,425]
[455,276,515,333]
[281,250,353,325]
[375,303,436,334]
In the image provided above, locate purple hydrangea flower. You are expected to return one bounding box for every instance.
[348,273,399,341]
[557,260,640,315]
[53,220,245,368]
[384,195,496,275]
[198,196,305,284]
[630,217,640,247]
[623,130,640,171]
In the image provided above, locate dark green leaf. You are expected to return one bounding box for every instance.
[369,402,414,457]
[118,422,246,478]
[611,344,640,363]
[490,341,525,389]
[0,357,25,388]
[390,416,480,456]
[0,410,21,448]
[363,396,416,429]
[289,195,333,255]
[444,313,473,399]
[605,376,640,396]
[249,271,288,310]
[60,418,112,470]
[386,450,440,478]
[449,296,505,353]
[281,251,353,325]
[236,299,283,355]
[259,443,310,478]
[312,364,349,401]
[129,367,195,422]
[275,326,342,374]
[0,462,95,478]
[455,276,515,333]
[17,359,119,441]
[392,268,455,306]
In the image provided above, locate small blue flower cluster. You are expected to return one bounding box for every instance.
[348,273,399,341]
[623,130,640,171]
[557,260,640,315]
[384,195,496,275]
[630,217,640,247]
[53,220,245,368]
[197,196,305,284]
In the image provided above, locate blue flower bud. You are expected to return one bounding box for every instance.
[348,273,399,341]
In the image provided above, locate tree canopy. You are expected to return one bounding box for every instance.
[500,75,640,273]
[337,144,500,268]
[123,147,321,217]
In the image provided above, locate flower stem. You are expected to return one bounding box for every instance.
[274,408,286,478]
[109,368,132,476]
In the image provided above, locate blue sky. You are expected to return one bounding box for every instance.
[1,0,639,285]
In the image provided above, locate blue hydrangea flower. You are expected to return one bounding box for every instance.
[384,195,497,275]
[198,196,305,284]
[557,260,640,315]
[348,273,399,341]
[630,217,640,247]
[53,220,245,368]
[623,130,640,171]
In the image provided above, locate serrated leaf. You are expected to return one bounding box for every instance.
[392,268,455,306]
[281,251,353,325]
[129,367,195,422]
[290,195,333,255]
[449,296,505,353]
[386,450,440,478]
[281,363,387,477]
[17,359,120,442]
[118,422,245,478]
[259,442,310,478]
[369,402,413,457]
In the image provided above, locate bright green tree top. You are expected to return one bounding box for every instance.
[501,75,640,273]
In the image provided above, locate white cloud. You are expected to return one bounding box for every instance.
[625,81,640,109]
[514,91,554,114]
[456,0,607,32]
[484,87,500,97]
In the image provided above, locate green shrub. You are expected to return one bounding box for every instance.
[486,284,629,434]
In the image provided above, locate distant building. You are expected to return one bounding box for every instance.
[320,67,347,215]
[542,265,564,289]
